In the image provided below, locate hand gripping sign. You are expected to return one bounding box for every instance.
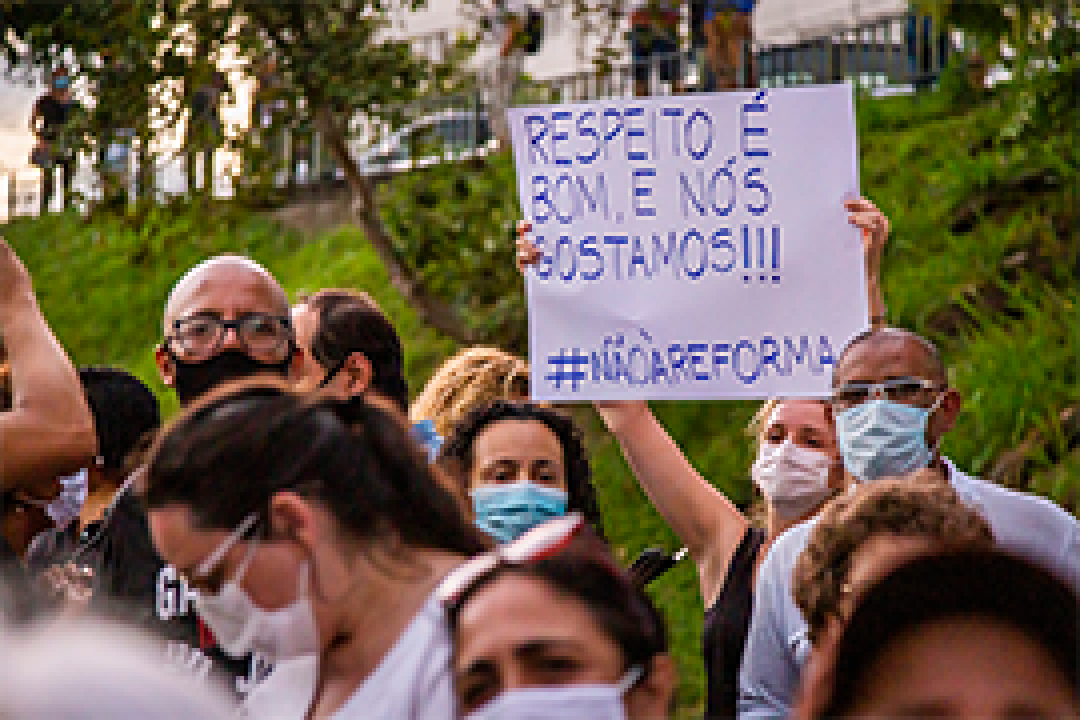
[510,85,868,400]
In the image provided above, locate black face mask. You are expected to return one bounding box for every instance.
[170,349,291,406]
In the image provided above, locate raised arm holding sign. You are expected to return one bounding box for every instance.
[512,86,889,718]
[509,85,868,401]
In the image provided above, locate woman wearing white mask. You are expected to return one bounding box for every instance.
[514,196,889,717]
[141,379,489,720]
[442,513,677,720]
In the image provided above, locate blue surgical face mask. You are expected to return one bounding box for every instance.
[53,76,70,90]
[835,395,943,483]
[471,482,568,545]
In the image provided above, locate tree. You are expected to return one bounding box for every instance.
[0,0,487,344]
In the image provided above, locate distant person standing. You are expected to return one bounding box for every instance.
[704,0,757,90]
[30,67,81,214]
[186,71,227,195]
[629,0,682,97]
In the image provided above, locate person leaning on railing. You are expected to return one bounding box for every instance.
[703,0,758,91]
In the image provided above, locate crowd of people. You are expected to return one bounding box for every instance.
[0,188,1077,719]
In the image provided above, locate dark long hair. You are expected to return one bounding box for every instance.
[437,400,604,537]
[142,378,487,557]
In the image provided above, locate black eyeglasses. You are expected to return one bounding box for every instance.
[830,377,942,411]
[166,314,293,363]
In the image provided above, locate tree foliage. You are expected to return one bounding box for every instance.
[0,0,489,343]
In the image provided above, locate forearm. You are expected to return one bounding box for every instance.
[1,296,96,492]
[867,274,885,327]
[600,403,747,560]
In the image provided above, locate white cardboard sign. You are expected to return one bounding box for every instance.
[509,85,867,400]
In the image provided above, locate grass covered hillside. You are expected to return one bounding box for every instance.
[6,81,1076,716]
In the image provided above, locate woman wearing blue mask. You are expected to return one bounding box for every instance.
[442,513,677,719]
[141,379,489,720]
[438,401,604,545]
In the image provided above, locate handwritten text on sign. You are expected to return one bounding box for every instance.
[510,86,867,400]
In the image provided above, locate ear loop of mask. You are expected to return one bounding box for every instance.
[925,391,947,460]
[618,664,646,694]
[317,357,346,389]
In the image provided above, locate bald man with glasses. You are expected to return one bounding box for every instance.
[737,327,1080,720]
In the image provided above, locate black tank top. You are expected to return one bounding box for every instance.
[703,525,766,719]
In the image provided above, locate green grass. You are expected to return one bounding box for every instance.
[5,84,1077,718]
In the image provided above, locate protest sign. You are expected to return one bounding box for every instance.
[509,85,867,400]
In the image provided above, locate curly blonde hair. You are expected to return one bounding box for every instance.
[793,478,994,646]
[410,347,530,439]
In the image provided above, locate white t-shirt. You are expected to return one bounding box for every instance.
[332,591,457,720]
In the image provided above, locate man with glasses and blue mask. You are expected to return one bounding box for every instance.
[40,255,299,705]
[737,326,1080,720]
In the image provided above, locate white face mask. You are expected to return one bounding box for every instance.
[751,440,834,521]
[194,524,319,665]
[48,468,90,530]
[466,666,643,720]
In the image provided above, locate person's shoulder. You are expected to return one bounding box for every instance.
[950,460,1074,523]
[948,459,1077,564]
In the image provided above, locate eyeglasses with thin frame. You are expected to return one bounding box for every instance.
[165,314,294,364]
[437,513,588,607]
[830,377,943,412]
[177,513,260,594]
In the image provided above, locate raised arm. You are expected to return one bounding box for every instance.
[595,401,750,602]
[516,223,749,603]
[844,196,888,328]
[0,237,96,495]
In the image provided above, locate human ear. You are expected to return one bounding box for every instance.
[155,344,175,388]
[929,388,963,445]
[624,654,677,720]
[268,492,319,552]
[286,344,304,381]
[344,352,373,396]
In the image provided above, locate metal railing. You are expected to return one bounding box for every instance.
[543,11,954,101]
[2,11,954,223]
